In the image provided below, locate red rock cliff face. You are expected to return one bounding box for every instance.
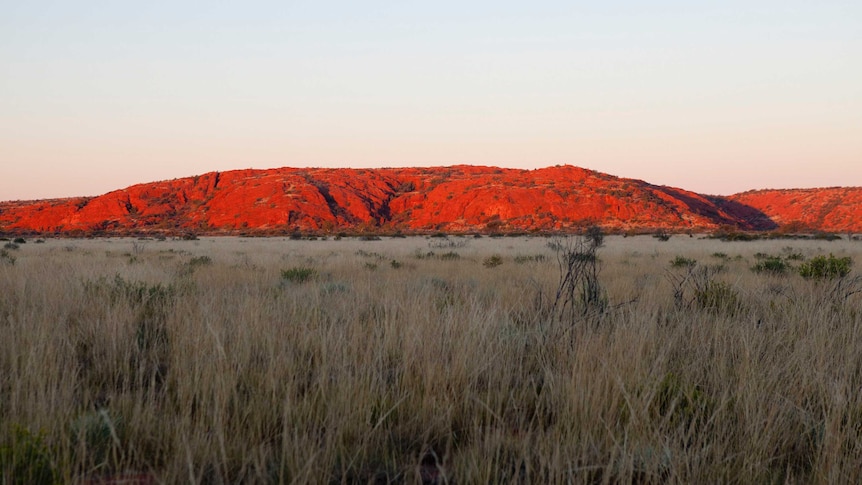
[0,165,857,235]
[728,188,862,233]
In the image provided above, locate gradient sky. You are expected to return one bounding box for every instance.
[2,1,860,200]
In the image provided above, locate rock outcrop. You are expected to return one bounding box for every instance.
[0,165,858,235]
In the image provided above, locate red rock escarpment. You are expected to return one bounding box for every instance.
[728,188,862,233]
[0,165,857,235]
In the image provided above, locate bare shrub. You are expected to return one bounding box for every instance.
[550,227,606,322]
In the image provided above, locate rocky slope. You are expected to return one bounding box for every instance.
[728,188,862,233]
[0,165,858,235]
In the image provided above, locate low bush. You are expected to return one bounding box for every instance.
[670,256,697,268]
[281,267,316,283]
[188,255,212,268]
[695,281,739,314]
[0,249,15,265]
[812,232,842,241]
[799,254,852,279]
[0,425,58,485]
[428,238,469,249]
[483,255,503,268]
[179,255,213,276]
[356,250,384,260]
[653,230,671,241]
[514,254,547,264]
[751,257,790,275]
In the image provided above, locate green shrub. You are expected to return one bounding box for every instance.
[670,256,697,268]
[514,254,546,264]
[281,267,316,283]
[439,252,460,261]
[0,425,58,484]
[4,242,19,250]
[751,257,790,275]
[483,255,503,268]
[799,254,852,279]
[0,249,15,265]
[178,254,213,275]
[188,255,212,268]
[13,237,26,244]
[695,281,739,314]
[711,252,729,260]
[390,260,402,269]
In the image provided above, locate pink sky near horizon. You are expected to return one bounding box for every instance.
[2,1,860,201]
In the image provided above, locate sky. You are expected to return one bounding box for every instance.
[1,1,860,200]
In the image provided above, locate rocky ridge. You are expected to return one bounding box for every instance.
[1,165,859,235]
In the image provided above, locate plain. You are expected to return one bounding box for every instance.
[1,234,861,484]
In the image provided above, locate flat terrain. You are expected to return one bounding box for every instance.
[2,235,862,483]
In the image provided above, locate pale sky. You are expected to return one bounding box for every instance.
[2,1,860,200]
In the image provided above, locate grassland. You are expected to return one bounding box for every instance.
[2,234,862,484]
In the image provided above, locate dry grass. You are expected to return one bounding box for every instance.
[2,235,862,484]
